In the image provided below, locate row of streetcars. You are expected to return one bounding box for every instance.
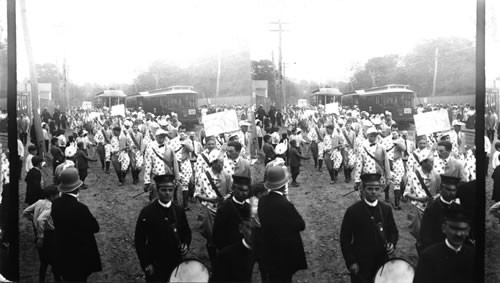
[125,86,199,125]
[119,84,422,125]
[311,84,415,124]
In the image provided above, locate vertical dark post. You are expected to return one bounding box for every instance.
[6,0,19,280]
[475,0,485,282]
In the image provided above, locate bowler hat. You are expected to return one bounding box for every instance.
[264,166,288,191]
[58,168,83,193]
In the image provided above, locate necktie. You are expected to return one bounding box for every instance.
[457,134,461,146]
[158,144,164,148]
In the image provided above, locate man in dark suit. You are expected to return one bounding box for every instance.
[135,174,192,282]
[51,168,102,282]
[25,156,45,205]
[213,175,251,251]
[456,180,476,242]
[414,203,475,283]
[258,166,307,282]
[340,173,399,283]
[211,203,255,283]
[418,175,461,254]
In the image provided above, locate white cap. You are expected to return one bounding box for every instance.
[417,148,433,162]
[155,129,168,136]
[366,127,380,135]
[65,146,77,158]
[452,120,465,127]
[239,120,251,127]
[158,119,168,127]
[275,143,287,155]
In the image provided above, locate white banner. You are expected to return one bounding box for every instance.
[298,99,308,108]
[111,104,126,117]
[203,109,240,136]
[414,109,451,135]
[88,112,101,120]
[82,101,92,110]
[325,102,339,114]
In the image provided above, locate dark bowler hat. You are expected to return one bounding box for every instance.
[58,168,83,193]
[360,173,382,184]
[232,175,251,186]
[444,203,470,223]
[264,166,288,191]
[154,174,175,185]
[440,175,461,186]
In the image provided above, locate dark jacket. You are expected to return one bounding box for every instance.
[289,146,307,167]
[51,194,102,278]
[25,168,43,205]
[340,200,399,282]
[262,143,276,164]
[211,240,255,283]
[134,201,191,281]
[75,148,96,169]
[413,242,475,283]
[418,197,450,252]
[50,145,65,164]
[258,191,307,275]
[213,198,248,251]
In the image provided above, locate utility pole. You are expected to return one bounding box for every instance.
[19,0,45,154]
[431,47,439,97]
[215,50,222,98]
[270,20,287,109]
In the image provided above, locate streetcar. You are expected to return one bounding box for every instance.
[486,87,499,115]
[125,86,199,124]
[309,87,343,106]
[341,84,414,124]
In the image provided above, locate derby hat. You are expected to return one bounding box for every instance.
[264,166,288,191]
[58,168,83,193]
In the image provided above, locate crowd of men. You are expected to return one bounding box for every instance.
[2,101,480,282]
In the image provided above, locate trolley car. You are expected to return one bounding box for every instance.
[126,86,199,124]
[342,84,414,124]
[309,87,343,106]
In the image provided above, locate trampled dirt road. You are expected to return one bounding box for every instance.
[19,148,421,282]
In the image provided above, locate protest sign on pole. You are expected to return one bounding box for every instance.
[88,112,101,120]
[111,104,126,117]
[414,109,451,135]
[203,109,240,136]
[82,101,92,110]
[325,102,339,114]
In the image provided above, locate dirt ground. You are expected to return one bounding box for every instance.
[19,143,425,283]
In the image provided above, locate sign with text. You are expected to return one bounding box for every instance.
[111,104,126,117]
[203,109,240,136]
[325,102,339,114]
[414,109,451,135]
[82,101,92,110]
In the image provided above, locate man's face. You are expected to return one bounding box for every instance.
[157,183,175,203]
[326,127,333,134]
[362,182,382,203]
[368,133,378,143]
[113,129,120,136]
[233,184,249,202]
[440,184,457,201]
[241,125,248,133]
[454,125,461,132]
[206,140,216,152]
[156,135,166,144]
[442,220,470,248]
[226,146,240,160]
[417,139,427,149]
[211,158,224,173]
[437,145,450,159]
[132,125,138,132]
[421,158,434,172]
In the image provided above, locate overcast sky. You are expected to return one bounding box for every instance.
[15,0,480,85]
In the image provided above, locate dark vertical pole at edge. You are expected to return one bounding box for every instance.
[6,0,19,280]
[475,0,485,282]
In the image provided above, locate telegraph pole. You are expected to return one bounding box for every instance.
[431,47,439,97]
[270,20,287,108]
[215,50,222,98]
[19,0,45,154]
